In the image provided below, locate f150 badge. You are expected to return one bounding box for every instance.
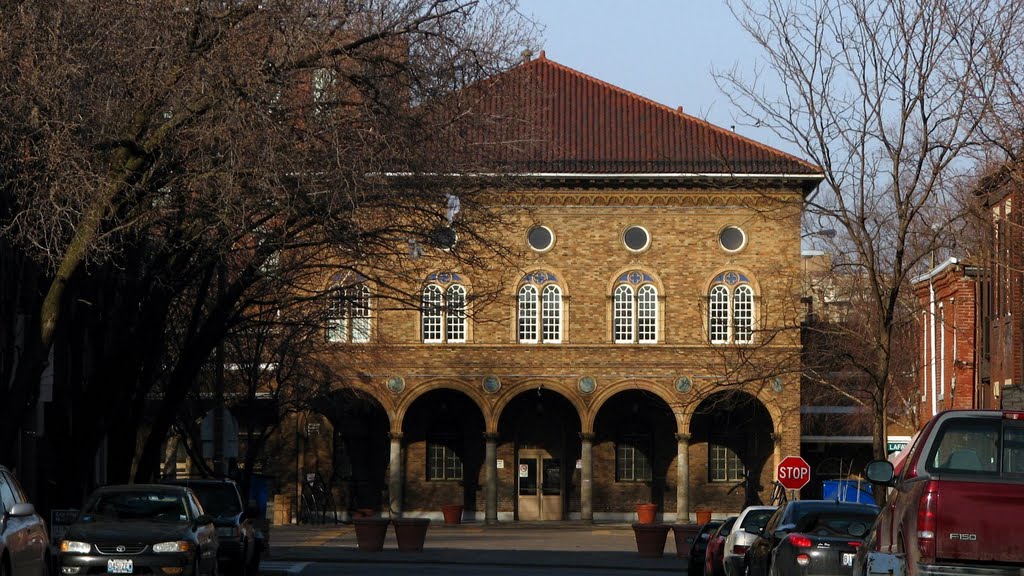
[949,533,977,540]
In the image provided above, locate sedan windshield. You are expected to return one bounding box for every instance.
[84,492,188,523]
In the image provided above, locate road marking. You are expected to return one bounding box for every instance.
[259,561,310,575]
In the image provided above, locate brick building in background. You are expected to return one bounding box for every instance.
[912,258,986,416]
[259,52,824,524]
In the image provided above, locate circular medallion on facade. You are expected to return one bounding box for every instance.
[719,225,747,252]
[675,376,693,394]
[771,377,784,393]
[578,376,596,394]
[527,225,555,252]
[482,375,501,394]
[623,225,651,252]
[386,375,405,394]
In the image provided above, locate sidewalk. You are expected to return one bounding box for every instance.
[266,521,692,572]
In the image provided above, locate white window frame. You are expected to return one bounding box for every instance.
[613,284,635,343]
[518,281,563,344]
[541,284,562,343]
[709,281,755,345]
[518,285,539,343]
[422,283,467,344]
[709,442,745,482]
[709,285,730,344]
[614,283,659,344]
[326,283,371,343]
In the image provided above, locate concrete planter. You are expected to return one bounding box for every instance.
[632,522,671,558]
[352,517,390,551]
[393,517,431,552]
[671,523,701,558]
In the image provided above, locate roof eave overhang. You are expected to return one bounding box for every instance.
[383,171,826,194]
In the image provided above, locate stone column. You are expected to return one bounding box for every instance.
[676,433,691,522]
[388,433,403,517]
[484,433,498,524]
[580,433,594,523]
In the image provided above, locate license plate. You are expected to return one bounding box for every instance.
[842,553,855,566]
[108,559,133,574]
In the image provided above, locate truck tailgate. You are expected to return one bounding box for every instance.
[935,478,1024,562]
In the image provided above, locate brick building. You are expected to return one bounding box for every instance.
[272,53,823,523]
[912,258,986,417]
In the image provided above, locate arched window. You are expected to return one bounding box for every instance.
[326,282,371,343]
[708,271,756,345]
[421,273,467,343]
[518,271,562,343]
[613,271,658,344]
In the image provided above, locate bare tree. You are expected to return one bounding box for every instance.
[717,0,1023,468]
[0,0,539,493]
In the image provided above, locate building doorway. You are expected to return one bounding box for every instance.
[517,448,562,520]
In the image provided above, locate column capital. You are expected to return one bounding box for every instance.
[579,432,595,442]
[483,432,499,442]
[676,432,692,443]
[389,432,404,441]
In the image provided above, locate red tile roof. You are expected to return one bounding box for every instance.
[470,52,822,179]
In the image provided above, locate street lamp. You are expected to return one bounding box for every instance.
[802,228,836,239]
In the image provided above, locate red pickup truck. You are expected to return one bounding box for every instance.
[859,410,1024,576]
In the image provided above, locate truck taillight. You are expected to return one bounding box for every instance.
[917,480,939,560]
[788,534,813,548]
[1005,412,1024,420]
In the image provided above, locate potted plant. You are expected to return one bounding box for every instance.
[695,505,713,525]
[392,517,431,552]
[635,502,658,524]
[441,503,464,525]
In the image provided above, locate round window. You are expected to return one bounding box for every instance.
[623,225,650,252]
[719,226,746,252]
[527,225,554,252]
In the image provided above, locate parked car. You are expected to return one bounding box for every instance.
[723,505,776,576]
[745,500,879,576]
[689,519,724,575]
[58,484,219,576]
[0,465,49,576]
[160,478,260,576]
[705,516,737,576]
[857,409,1024,576]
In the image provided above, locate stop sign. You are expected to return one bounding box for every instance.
[777,455,811,490]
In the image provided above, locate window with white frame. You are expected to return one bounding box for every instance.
[616,433,653,482]
[326,282,371,343]
[517,271,562,343]
[421,272,467,343]
[708,271,755,345]
[613,271,658,344]
[427,434,463,481]
[709,441,745,482]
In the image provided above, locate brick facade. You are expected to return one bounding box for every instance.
[267,54,821,523]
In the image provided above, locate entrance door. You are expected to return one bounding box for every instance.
[517,449,562,520]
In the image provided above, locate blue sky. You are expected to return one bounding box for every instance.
[515,0,793,154]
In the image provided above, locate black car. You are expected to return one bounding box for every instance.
[689,519,724,575]
[58,484,219,576]
[160,479,260,576]
[745,500,879,576]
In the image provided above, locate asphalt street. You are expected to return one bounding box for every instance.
[262,521,693,574]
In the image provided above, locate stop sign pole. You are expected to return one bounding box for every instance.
[777,455,811,492]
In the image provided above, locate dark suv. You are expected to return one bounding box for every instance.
[161,479,260,576]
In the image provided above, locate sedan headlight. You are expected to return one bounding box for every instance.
[60,541,92,554]
[152,541,192,553]
[216,527,239,538]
